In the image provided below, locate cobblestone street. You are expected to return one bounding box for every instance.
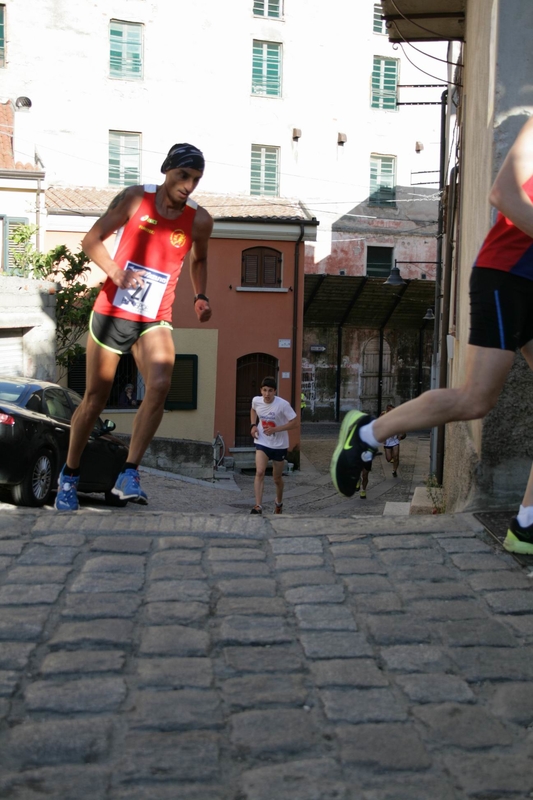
[0,505,532,799]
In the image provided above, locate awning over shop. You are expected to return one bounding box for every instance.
[380,0,465,42]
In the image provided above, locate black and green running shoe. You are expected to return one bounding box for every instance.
[503,517,533,555]
[330,411,376,497]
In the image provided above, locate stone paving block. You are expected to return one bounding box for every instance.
[449,552,514,571]
[221,674,307,709]
[230,709,316,755]
[90,535,151,553]
[144,601,208,625]
[398,581,475,601]
[435,537,493,553]
[34,534,85,547]
[40,650,126,675]
[223,645,304,674]
[209,561,270,577]
[483,590,533,614]
[285,585,345,604]
[208,547,266,561]
[0,642,35,669]
[379,549,444,567]
[0,766,110,800]
[157,536,204,549]
[300,631,373,659]
[295,604,357,631]
[61,593,141,619]
[50,619,134,647]
[443,752,533,797]
[0,556,12,571]
[0,583,63,605]
[216,597,286,616]
[217,578,276,597]
[219,615,291,645]
[146,580,210,603]
[0,670,19,697]
[357,777,457,800]
[413,703,513,747]
[330,543,373,558]
[240,758,348,800]
[310,659,388,688]
[395,673,475,703]
[385,564,457,582]
[113,731,219,783]
[407,599,488,621]
[354,593,403,613]
[83,554,146,573]
[450,646,533,681]
[5,718,112,766]
[496,614,533,637]
[280,570,337,589]
[110,786,223,800]
[372,535,435,550]
[0,698,8,718]
[5,566,72,584]
[380,645,453,673]
[136,657,213,688]
[275,554,324,570]
[270,537,324,555]
[490,682,533,724]
[17,545,78,565]
[139,625,209,656]
[151,550,202,566]
[364,616,431,645]
[207,538,264,548]
[0,607,50,640]
[70,572,145,593]
[343,575,392,594]
[334,558,387,575]
[0,541,24,555]
[131,689,222,730]
[467,570,533,591]
[439,618,518,647]
[150,563,207,580]
[25,677,127,713]
[337,723,431,770]
[321,688,407,723]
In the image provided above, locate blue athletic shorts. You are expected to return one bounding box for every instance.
[255,445,288,462]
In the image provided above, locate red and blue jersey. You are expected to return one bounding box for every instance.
[474,175,533,280]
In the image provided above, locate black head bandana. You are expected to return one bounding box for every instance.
[161,143,205,174]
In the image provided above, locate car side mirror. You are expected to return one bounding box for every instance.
[102,419,116,433]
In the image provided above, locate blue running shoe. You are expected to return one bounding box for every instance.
[55,466,80,511]
[112,468,148,505]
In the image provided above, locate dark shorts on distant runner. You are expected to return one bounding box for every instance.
[90,311,173,355]
[469,267,533,351]
[255,445,288,462]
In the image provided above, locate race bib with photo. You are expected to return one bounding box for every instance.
[112,261,170,320]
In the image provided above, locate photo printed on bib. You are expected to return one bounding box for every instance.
[112,261,170,320]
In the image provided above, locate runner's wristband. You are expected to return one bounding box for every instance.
[194,293,209,304]
[251,423,257,429]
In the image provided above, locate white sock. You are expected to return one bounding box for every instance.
[517,504,533,528]
[359,421,380,449]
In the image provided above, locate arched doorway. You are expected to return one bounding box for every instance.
[360,336,392,416]
[235,353,278,446]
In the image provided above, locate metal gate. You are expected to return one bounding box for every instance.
[0,329,24,376]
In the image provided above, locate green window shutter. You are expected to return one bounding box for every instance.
[252,41,281,96]
[110,20,143,79]
[366,246,393,277]
[3,217,29,275]
[371,56,398,110]
[250,145,279,196]
[369,155,396,206]
[165,355,198,410]
[109,131,141,186]
[373,4,385,33]
[0,6,5,68]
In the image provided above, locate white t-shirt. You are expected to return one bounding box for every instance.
[252,395,297,450]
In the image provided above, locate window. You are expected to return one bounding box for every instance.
[366,246,393,277]
[0,6,5,67]
[109,131,141,186]
[253,0,281,18]
[68,353,144,409]
[371,56,398,110]
[369,154,396,206]
[250,144,279,196]
[110,20,143,79]
[252,41,281,96]
[3,217,29,274]
[43,388,73,422]
[242,247,282,287]
[165,355,198,410]
[373,3,386,34]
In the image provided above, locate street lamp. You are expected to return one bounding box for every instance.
[384,262,406,286]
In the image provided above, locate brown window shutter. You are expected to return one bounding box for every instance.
[262,254,279,285]
[242,253,260,285]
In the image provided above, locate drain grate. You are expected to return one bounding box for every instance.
[474,510,533,570]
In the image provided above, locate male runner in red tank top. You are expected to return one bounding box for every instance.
[331,116,533,554]
[55,143,213,511]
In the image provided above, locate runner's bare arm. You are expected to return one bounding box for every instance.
[82,186,145,289]
[190,207,214,323]
[490,116,533,237]
[264,416,299,436]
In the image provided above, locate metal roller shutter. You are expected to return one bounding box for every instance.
[0,329,24,376]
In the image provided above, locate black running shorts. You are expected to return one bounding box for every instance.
[469,267,533,352]
[90,311,173,355]
[255,445,288,462]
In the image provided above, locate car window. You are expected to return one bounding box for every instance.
[25,392,43,413]
[0,381,27,404]
[66,390,104,432]
[43,388,73,422]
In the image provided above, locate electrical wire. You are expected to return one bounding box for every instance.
[388,0,456,40]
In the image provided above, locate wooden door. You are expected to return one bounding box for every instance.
[235,353,278,446]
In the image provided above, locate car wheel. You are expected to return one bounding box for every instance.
[104,490,128,508]
[11,448,55,507]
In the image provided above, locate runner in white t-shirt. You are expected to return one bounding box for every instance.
[380,404,406,478]
[250,376,298,515]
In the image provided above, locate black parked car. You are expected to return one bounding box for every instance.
[0,377,128,507]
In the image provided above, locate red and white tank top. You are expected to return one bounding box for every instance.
[93,185,197,322]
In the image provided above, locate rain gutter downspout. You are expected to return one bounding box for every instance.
[291,222,305,410]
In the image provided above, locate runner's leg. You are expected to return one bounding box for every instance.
[517,339,533,507]
[272,459,284,505]
[254,449,269,508]
[384,448,392,463]
[392,444,400,473]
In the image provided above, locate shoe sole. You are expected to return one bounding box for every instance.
[111,487,148,505]
[503,530,533,555]
[330,410,366,497]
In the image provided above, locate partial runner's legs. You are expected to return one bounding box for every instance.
[273,459,284,512]
[253,448,269,512]
[385,444,400,476]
